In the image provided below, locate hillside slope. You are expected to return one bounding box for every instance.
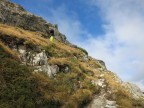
[0,0,144,108]
[0,0,66,42]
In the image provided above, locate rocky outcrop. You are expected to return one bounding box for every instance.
[85,95,106,108]
[85,94,117,108]
[88,71,144,108]
[97,60,107,70]
[122,82,144,99]
[0,0,67,42]
[18,46,60,77]
[81,55,89,62]
[105,100,117,108]
[91,75,107,89]
[0,34,59,77]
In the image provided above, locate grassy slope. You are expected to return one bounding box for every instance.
[0,24,143,108]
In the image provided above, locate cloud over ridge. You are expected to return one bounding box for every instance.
[46,0,144,90]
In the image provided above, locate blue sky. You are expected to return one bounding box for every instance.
[11,0,144,90]
[11,0,105,37]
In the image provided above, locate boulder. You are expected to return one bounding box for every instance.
[122,82,144,99]
[50,65,59,76]
[82,55,89,62]
[58,64,70,73]
[97,60,107,70]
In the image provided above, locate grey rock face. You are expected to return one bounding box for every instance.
[82,55,89,62]
[91,78,107,88]
[85,94,117,108]
[122,82,144,99]
[85,95,106,108]
[18,48,60,77]
[0,0,67,42]
[50,65,59,76]
[97,60,107,70]
[105,100,117,108]
[3,36,60,77]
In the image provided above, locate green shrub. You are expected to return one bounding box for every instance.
[0,58,61,108]
[0,58,38,107]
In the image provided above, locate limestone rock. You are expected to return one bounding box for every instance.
[17,45,59,77]
[85,94,117,108]
[50,65,59,76]
[122,82,144,99]
[91,78,107,88]
[82,55,89,62]
[97,60,107,70]
[105,100,117,108]
[85,95,106,108]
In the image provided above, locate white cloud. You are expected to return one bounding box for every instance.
[85,0,144,90]
[46,0,144,91]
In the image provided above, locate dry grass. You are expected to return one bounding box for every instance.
[79,60,102,76]
[104,73,120,88]
[48,57,82,74]
[103,72,134,107]
[65,89,92,108]
[54,40,83,56]
[34,72,93,107]
[0,24,84,58]
[115,89,133,108]
[0,24,138,107]
[0,24,49,46]
[0,40,19,60]
[48,57,70,65]
[89,59,102,68]
[79,62,95,74]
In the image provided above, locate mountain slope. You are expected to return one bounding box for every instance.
[0,0,144,108]
[0,0,66,42]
